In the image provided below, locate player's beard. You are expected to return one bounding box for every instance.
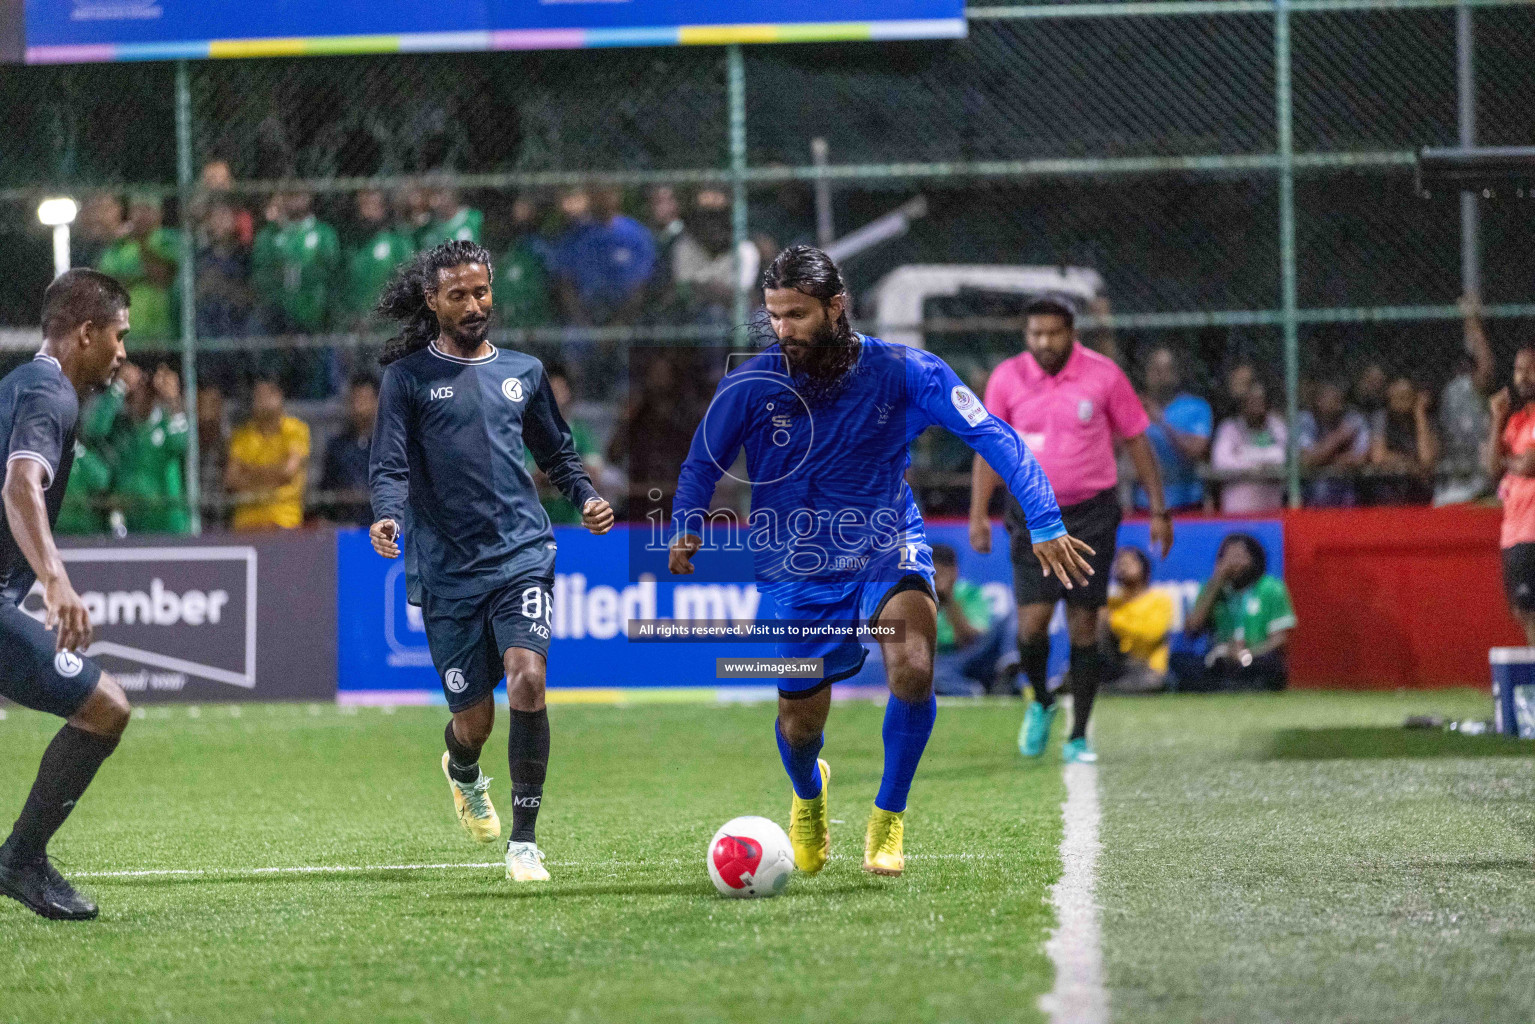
[786,319,860,408]
[444,310,492,350]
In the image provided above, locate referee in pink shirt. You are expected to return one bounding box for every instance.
[969,298,1172,764]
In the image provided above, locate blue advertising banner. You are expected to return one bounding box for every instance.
[336,519,1282,699]
[25,0,966,63]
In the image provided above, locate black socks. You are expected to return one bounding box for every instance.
[2,724,120,865]
[1020,636,1053,707]
[444,721,483,785]
[507,708,550,844]
[1069,644,1104,741]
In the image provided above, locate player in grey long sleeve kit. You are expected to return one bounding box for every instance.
[367,241,614,883]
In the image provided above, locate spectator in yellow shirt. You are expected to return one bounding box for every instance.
[226,377,310,530]
[1101,546,1173,693]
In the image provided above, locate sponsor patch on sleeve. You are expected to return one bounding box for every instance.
[950,385,989,427]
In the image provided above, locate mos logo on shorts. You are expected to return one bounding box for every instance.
[502,378,525,403]
[444,668,468,693]
[54,650,84,679]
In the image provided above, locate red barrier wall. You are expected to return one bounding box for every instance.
[1283,506,1522,689]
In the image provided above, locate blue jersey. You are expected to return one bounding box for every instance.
[370,342,598,601]
[0,354,79,605]
[672,336,1064,604]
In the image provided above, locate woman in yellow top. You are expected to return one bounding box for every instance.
[1101,546,1173,693]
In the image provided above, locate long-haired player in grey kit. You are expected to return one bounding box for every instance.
[368,240,614,882]
[0,270,130,920]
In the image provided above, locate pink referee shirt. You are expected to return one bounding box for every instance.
[983,343,1150,507]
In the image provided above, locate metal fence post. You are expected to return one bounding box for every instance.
[1457,2,1480,302]
[1276,0,1301,508]
[175,59,202,534]
[728,43,750,347]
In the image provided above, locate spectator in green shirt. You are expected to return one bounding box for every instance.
[97,195,180,342]
[931,544,1015,696]
[88,362,192,535]
[415,187,482,250]
[496,194,555,330]
[1179,533,1296,692]
[55,439,114,536]
[253,190,341,335]
[341,189,415,329]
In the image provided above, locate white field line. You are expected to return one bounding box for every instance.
[1040,761,1108,1024]
[74,851,997,880]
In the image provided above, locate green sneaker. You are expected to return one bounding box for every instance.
[1062,737,1099,764]
[1018,700,1058,757]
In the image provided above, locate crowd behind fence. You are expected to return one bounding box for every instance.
[0,0,1532,533]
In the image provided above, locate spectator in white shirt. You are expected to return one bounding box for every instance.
[1213,379,1287,512]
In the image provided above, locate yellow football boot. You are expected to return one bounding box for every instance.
[863,806,905,876]
[788,759,832,875]
[441,752,501,844]
[505,841,551,882]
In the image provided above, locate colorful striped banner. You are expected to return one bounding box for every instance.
[26,18,965,63]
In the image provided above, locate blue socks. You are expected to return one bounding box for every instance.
[875,693,937,813]
[775,719,824,799]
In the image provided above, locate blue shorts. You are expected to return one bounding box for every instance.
[0,601,102,718]
[773,544,936,699]
[420,574,554,713]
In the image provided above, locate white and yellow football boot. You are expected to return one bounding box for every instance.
[506,841,551,882]
[441,752,501,844]
[863,805,905,877]
[787,759,832,875]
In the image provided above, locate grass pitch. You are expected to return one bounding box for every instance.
[0,700,1064,1024]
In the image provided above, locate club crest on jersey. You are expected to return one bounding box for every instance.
[950,385,988,427]
[502,378,525,403]
[54,650,84,679]
[1077,399,1094,422]
[444,668,467,693]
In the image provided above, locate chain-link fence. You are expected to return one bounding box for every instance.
[0,0,1532,530]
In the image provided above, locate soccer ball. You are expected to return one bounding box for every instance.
[707,815,795,898]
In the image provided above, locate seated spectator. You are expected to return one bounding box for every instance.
[497,194,555,330]
[1212,379,1287,512]
[253,190,340,335]
[1176,533,1295,692]
[342,189,415,329]
[198,384,229,529]
[318,375,378,526]
[930,545,1014,697]
[416,187,482,249]
[1297,379,1370,506]
[226,377,310,531]
[1100,547,1173,693]
[103,363,192,535]
[1436,297,1495,505]
[526,367,602,524]
[1368,376,1438,505]
[1217,360,1256,422]
[1137,346,1212,512]
[1354,361,1388,418]
[195,200,255,340]
[97,194,179,341]
[645,185,692,318]
[673,188,759,325]
[553,186,656,326]
[55,434,113,536]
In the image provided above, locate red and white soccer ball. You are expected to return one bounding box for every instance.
[707,816,795,898]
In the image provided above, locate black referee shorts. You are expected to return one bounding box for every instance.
[1006,488,1121,611]
[1503,543,1535,612]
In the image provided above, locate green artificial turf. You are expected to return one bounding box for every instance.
[1096,689,1535,1024]
[0,700,1064,1024]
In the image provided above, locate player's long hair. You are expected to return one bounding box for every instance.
[376,240,494,366]
[760,246,860,406]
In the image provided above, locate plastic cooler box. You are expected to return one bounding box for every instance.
[1490,647,1535,739]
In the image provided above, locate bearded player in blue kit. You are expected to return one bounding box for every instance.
[368,241,614,883]
[669,247,1092,877]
